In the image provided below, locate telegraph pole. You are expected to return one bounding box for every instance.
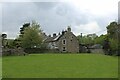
[81,33,82,44]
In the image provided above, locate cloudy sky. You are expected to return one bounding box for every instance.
[0,0,119,39]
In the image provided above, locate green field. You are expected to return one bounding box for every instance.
[2,53,118,78]
[0,57,2,79]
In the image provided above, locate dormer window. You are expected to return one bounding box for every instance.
[62,39,66,45]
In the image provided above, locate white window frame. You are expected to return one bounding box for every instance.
[62,39,66,45]
[62,47,66,52]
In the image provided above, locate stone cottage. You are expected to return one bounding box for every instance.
[44,27,79,53]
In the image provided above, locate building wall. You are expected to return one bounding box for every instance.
[57,31,79,53]
[90,49,104,54]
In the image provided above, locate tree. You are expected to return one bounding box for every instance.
[109,38,119,51]
[6,39,16,48]
[1,33,7,47]
[106,21,120,55]
[102,38,110,54]
[77,33,98,45]
[107,21,118,38]
[21,21,43,48]
[94,34,108,45]
[19,23,30,38]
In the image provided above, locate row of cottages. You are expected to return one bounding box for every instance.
[44,27,79,53]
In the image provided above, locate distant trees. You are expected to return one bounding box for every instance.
[19,23,30,38]
[11,23,31,48]
[6,39,15,48]
[93,21,120,55]
[94,34,108,46]
[106,21,120,55]
[1,33,19,48]
[92,21,120,55]
[1,33,7,48]
[77,21,120,55]
[77,33,98,45]
[2,21,47,54]
[0,34,2,47]
[19,21,43,48]
[109,38,119,51]
[107,22,118,38]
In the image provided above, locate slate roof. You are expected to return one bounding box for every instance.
[44,37,55,42]
[44,29,75,43]
[44,34,63,42]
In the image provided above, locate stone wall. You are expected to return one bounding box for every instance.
[90,49,104,54]
[2,48,27,56]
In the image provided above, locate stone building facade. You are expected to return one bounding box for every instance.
[44,27,79,53]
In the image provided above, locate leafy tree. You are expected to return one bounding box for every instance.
[0,34,2,47]
[6,39,15,48]
[1,33,7,47]
[109,38,119,51]
[77,33,98,45]
[106,21,120,55]
[19,23,30,38]
[82,36,93,45]
[102,38,110,54]
[21,21,43,48]
[94,34,108,45]
[106,21,118,38]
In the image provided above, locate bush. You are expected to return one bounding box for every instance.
[109,38,119,51]
[109,38,120,56]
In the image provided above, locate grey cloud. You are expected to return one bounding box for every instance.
[2,2,117,38]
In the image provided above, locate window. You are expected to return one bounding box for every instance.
[71,36,73,39]
[63,47,66,51]
[62,39,66,45]
[53,42,56,46]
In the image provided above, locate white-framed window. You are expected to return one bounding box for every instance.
[62,39,66,45]
[53,42,56,46]
[63,47,66,51]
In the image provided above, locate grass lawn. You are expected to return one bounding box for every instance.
[0,57,2,79]
[2,53,118,78]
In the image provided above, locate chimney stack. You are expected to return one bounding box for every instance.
[62,30,65,35]
[67,26,71,32]
[53,33,56,37]
[48,35,51,37]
